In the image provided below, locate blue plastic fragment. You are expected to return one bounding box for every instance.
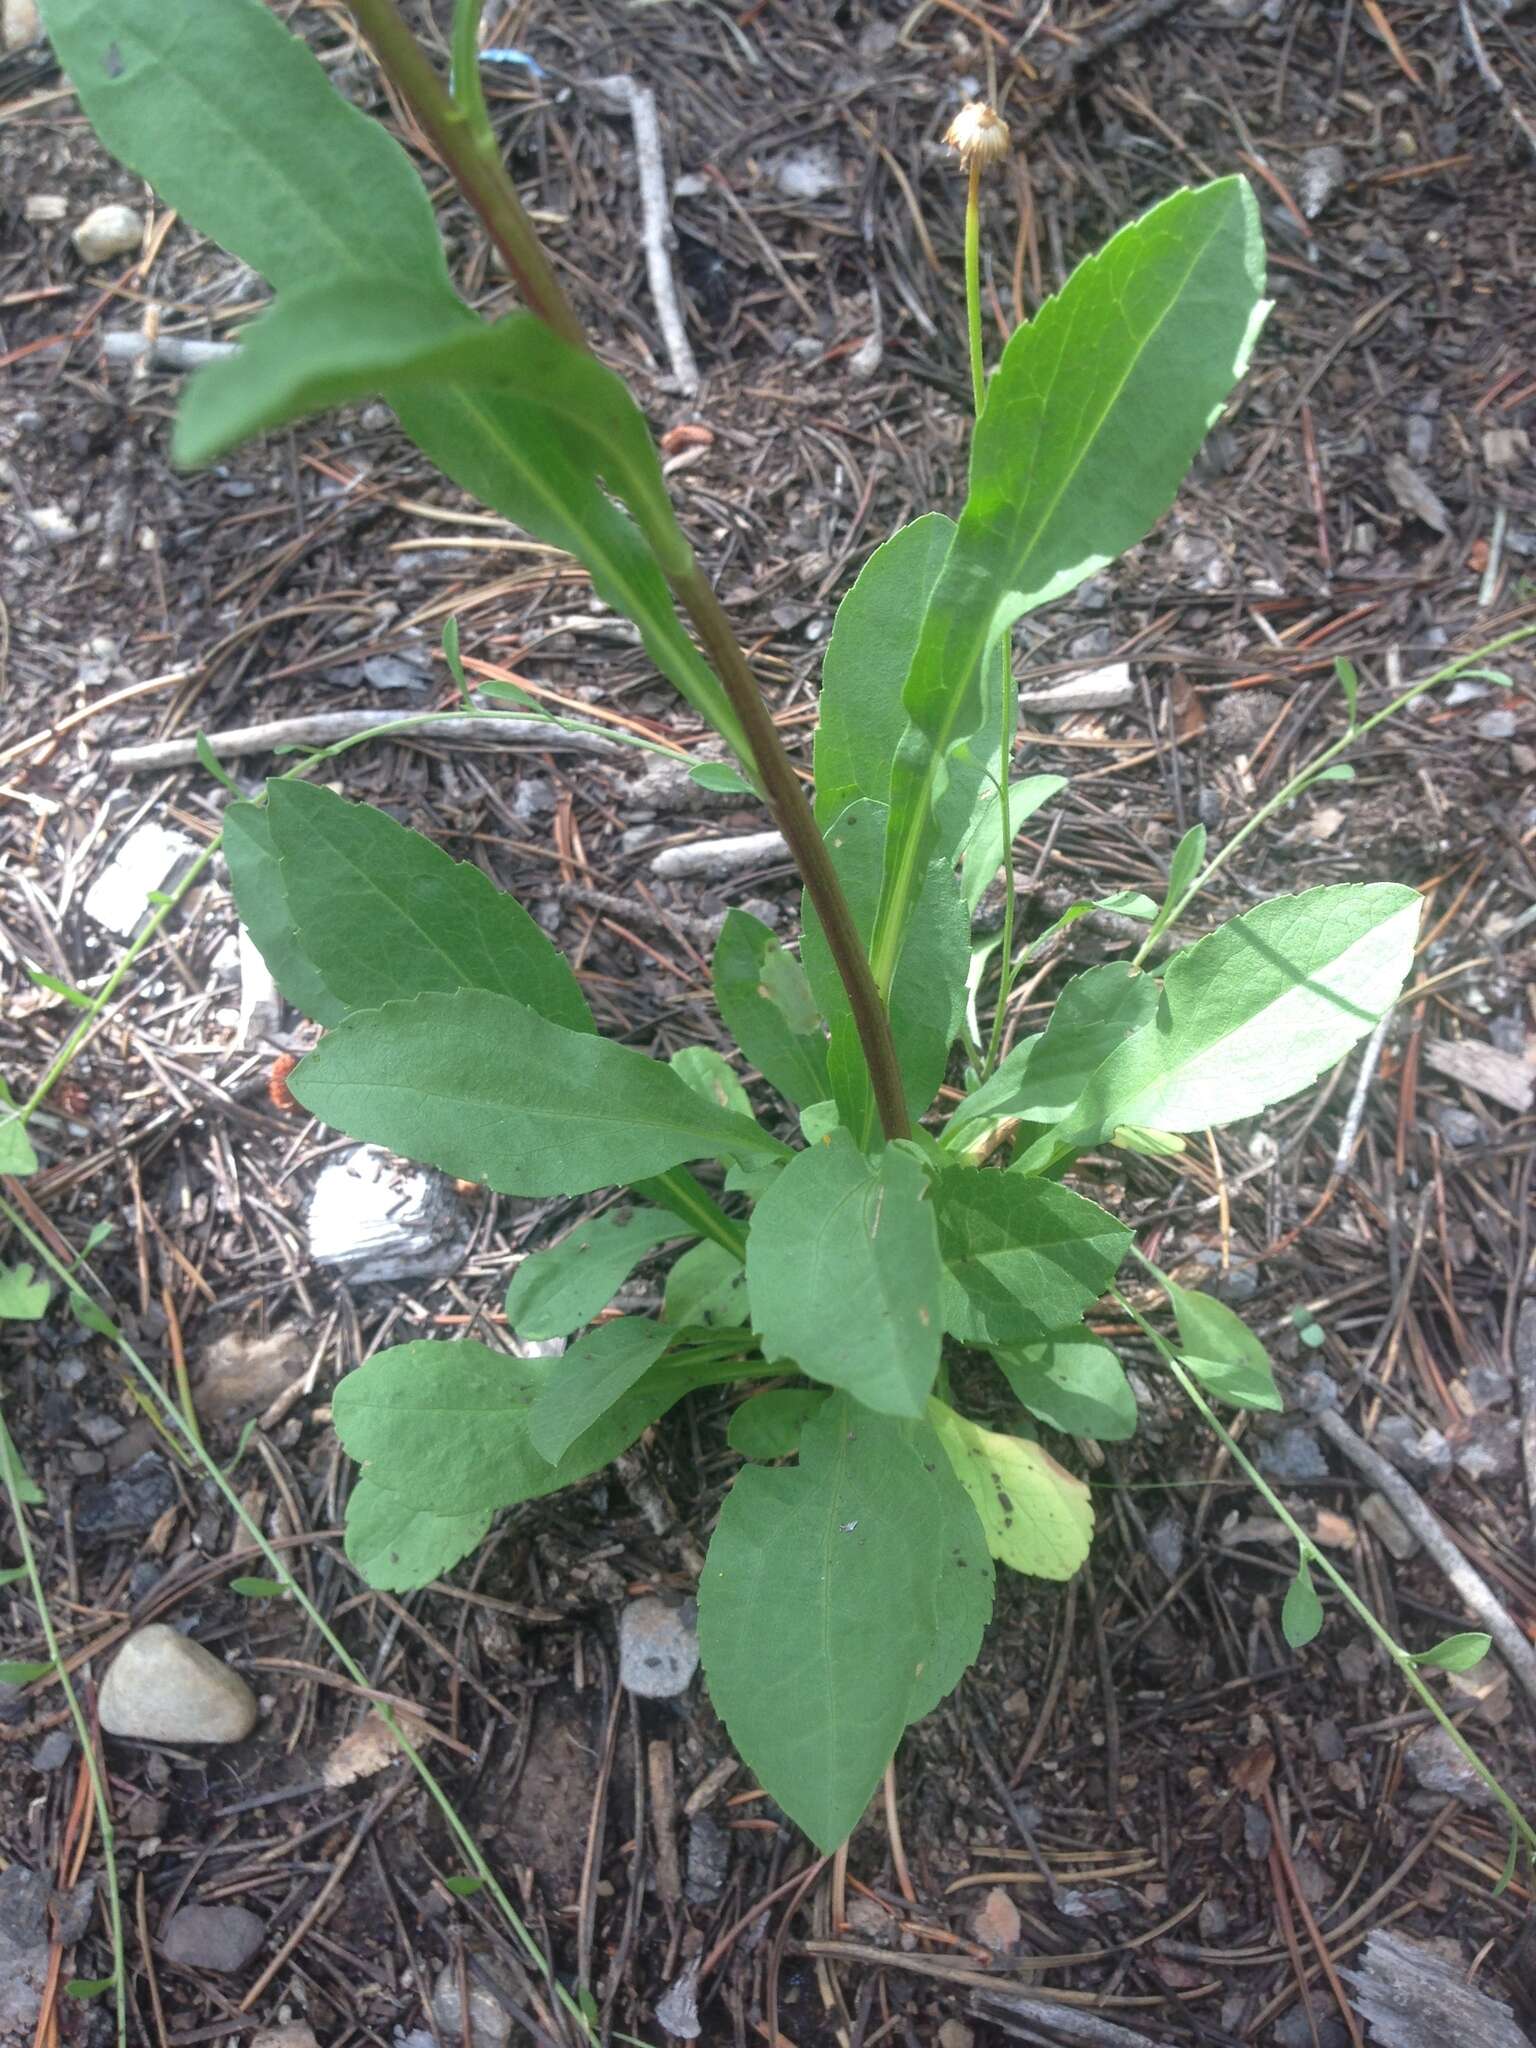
[481,47,545,75]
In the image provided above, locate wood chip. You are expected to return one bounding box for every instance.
[1422,1037,1534,1113]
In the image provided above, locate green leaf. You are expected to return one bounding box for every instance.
[1164,1278,1281,1411]
[0,1080,39,1177]
[0,1263,49,1321]
[24,968,93,1010]
[728,1388,828,1460]
[958,775,1067,918]
[334,1339,700,1516]
[688,761,755,796]
[871,177,1267,998]
[266,780,591,1032]
[0,1659,54,1685]
[936,1171,1131,1347]
[443,1875,487,1898]
[669,1046,753,1122]
[802,801,968,1132]
[1147,823,1206,941]
[68,1290,115,1339]
[230,1576,286,1599]
[527,1318,675,1465]
[814,515,955,826]
[928,1399,1092,1580]
[747,1132,942,1418]
[995,1334,1138,1441]
[1311,764,1355,783]
[0,1565,28,1587]
[505,1207,687,1342]
[1281,1559,1323,1648]
[223,800,345,1028]
[1334,656,1358,729]
[662,1239,749,1329]
[698,1395,993,1851]
[0,1414,44,1506]
[1023,885,1422,1169]
[291,989,784,1199]
[343,1475,492,1592]
[1412,1632,1492,1673]
[711,910,829,1112]
[64,1979,115,2001]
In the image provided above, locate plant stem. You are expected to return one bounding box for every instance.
[448,0,493,158]
[1132,622,1536,969]
[963,160,985,418]
[342,0,912,1140]
[1116,1284,1536,1860]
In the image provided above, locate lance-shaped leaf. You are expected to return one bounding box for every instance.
[928,1400,1093,1579]
[292,990,785,1199]
[526,1318,677,1465]
[1164,1277,1281,1410]
[505,1207,689,1342]
[995,1333,1138,1441]
[957,774,1067,918]
[266,780,591,1031]
[223,801,344,1027]
[937,1171,1131,1347]
[698,1396,992,1851]
[669,1046,754,1121]
[344,1476,492,1592]
[711,910,829,1112]
[1021,884,1422,1169]
[747,1132,942,1417]
[871,178,1267,996]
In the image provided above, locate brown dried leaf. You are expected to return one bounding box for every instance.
[323,1707,429,1787]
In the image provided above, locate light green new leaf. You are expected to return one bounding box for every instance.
[937,1171,1131,1347]
[1413,1632,1492,1673]
[995,1334,1138,1441]
[223,801,344,1027]
[0,1080,37,1177]
[1165,1277,1281,1411]
[711,910,829,1112]
[333,1338,698,1516]
[527,1318,676,1465]
[814,515,954,827]
[662,1240,749,1328]
[292,989,784,1198]
[698,1396,992,1850]
[872,177,1267,996]
[0,1412,43,1506]
[1147,822,1206,941]
[505,1207,688,1342]
[267,780,591,1031]
[670,1046,753,1122]
[0,1264,49,1321]
[928,1400,1092,1580]
[802,801,968,1132]
[1281,1559,1323,1648]
[1023,884,1422,1169]
[728,1388,828,1460]
[958,775,1067,918]
[747,1132,942,1418]
[343,1475,492,1592]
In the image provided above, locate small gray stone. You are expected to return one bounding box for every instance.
[1372,1415,1453,1481]
[1146,1510,1186,1581]
[619,1596,699,1699]
[1434,1106,1485,1148]
[1257,1426,1329,1482]
[161,1903,265,1973]
[1404,1725,1497,1808]
[72,202,144,265]
[1360,1493,1418,1561]
[1476,709,1518,742]
[74,1451,176,1537]
[1297,144,1346,220]
[0,1865,50,2038]
[685,1813,730,1904]
[655,1959,702,2039]
[1451,1413,1520,1483]
[431,1956,513,2047]
[3,0,41,49]
[99,1624,258,1744]
[31,1728,73,1771]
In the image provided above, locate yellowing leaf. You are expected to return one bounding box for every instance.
[928,1400,1092,1580]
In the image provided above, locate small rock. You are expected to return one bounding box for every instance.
[1146,1510,1186,1581]
[2,0,41,49]
[0,1865,50,2038]
[619,1596,699,1699]
[655,1958,702,2039]
[431,1955,513,2047]
[161,1903,265,1973]
[24,192,65,224]
[1336,1640,1375,1686]
[1373,1414,1453,1481]
[1382,454,1450,534]
[938,2025,975,2048]
[1297,144,1346,219]
[1403,1725,1497,1809]
[83,823,197,938]
[307,1145,473,1285]
[1257,1426,1329,1482]
[252,2027,321,2048]
[1405,412,1436,464]
[1198,1898,1228,1940]
[74,1451,176,1538]
[361,651,430,693]
[1434,1106,1485,1148]
[72,202,144,266]
[1482,427,1530,473]
[1312,1718,1345,1763]
[1465,1364,1512,1410]
[99,1624,258,1744]
[195,1325,306,1422]
[684,1813,730,1905]
[970,1884,1021,1953]
[1275,1996,1348,2048]
[1359,1492,1418,1561]
[1213,686,1282,747]
[1450,1412,1520,1483]
[1475,708,1518,742]
[31,1728,73,1771]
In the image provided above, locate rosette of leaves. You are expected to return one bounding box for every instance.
[44,0,1423,1849]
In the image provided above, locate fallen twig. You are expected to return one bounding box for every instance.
[101,328,239,369]
[109,707,625,772]
[650,828,789,880]
[589,74,699,394]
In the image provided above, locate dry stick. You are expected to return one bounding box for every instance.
[1308,1398,1536,1707]
[342,0,910,1143]
[588,76,698,394]
[110,706,625,773]
[1516,1298,1536,1554]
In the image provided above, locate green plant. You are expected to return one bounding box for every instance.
[28,0,1496,1857]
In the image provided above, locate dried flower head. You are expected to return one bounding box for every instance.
[945,101,1011,172]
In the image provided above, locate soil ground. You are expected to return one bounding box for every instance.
[3,2,1536,2045]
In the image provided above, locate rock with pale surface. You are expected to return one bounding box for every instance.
[2,0,40,50]
[252,2028,320,2048]
[618,1596,699,1698]
[72,202,144,266]
[99,1624,258,1743]
[162,1903,264,1973]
